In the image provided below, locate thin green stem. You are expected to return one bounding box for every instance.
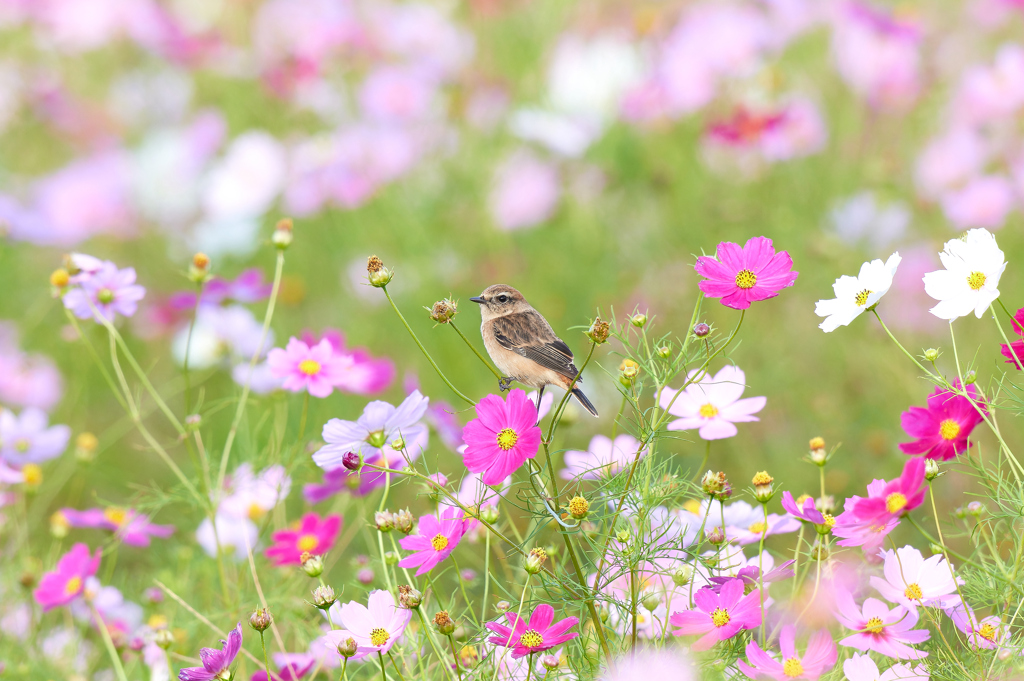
[448,635,464,681]
[388,651,407,681]
[91,603,129,681]
[416,609,457,681]
[182,281,203,416]
[757,503,768,642]
[259,631,272,681]
[450,321,501,378]
[378,651,388,681]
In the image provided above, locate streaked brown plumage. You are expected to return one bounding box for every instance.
[469,284,598,417]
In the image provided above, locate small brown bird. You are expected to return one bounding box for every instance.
[470,284,598,417]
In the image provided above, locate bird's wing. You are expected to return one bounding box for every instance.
[491,312,579,381]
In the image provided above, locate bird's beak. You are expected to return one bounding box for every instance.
[469,296,485,304]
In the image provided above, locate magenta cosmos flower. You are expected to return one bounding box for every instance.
[738,625,837,681]
[694,237,798,310]
[462,389,542,485]
[63,260,146,323]
[669,578,761,651]
[33,542,101,611]
[332,590,411,658]
[179,623,243,681]
[899,381,985,460]
[264,513,342,566]
[832,482,900,558]
[999,307,1024,369]
[59,507,174,547]
[397,507,464,576]
[849,459,926,528]
[486,603,580,659]
[834,591,929,660]
[781,492,833,530]
[267,338,350,398]
[660,366,766,440]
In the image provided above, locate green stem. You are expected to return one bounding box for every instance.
[757,503,768,642]
[450,321,501,378]
[91,603,129,681]
[378,651,388,681]
[183,281,204,416]
[388,651,407,681]
[448,635,464,681]
[416,609,457,681]
[259,631,272,681]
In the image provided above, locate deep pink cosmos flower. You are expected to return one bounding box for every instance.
[33,542,101,611]
[669,578,761,651]
[833,481,900,558]
[694,237,798,310]
[1000,307,1024,369]
[59,507,174,547]
[738,625,837,680]
[267,338,348,398]
[486,603,580,659]
[179,623,243,680]
[834,590,929,660]
[781,492,832,528]
[63,260,145,323]
[850,459,926,528]
[899,381,985,460]
[264,513,342,566]
[397,507,464,576]
[660,365,766,440]
[461,389,542,485]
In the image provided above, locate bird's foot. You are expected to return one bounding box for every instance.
[498,376,513,392]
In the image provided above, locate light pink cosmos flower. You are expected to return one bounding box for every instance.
[267,338,348,398]
[950,43,1024,126]
[670,579,761,651]
[300,329,394,395]
[561,434,647,480]
[359,65,437,124]
[713,499,800,545]
[871,546,961,611]
[486,603,580,659]
[62,260,146,323]
[0,322,64,411]
[738,625,837,680]
[599,648,697,681]
[71,577,143,645]
[834,590,929,659]
[0,407,70,466]
[315,390,429,473]
[264,513,342,566]
[330,590,411,658]
[694,237,798,310]
[660,365,766,440]
[946,602,1007,650]
[462,389,542,485]
[59,507,174,547]
[843,653,929,681]
[33,542,101,611]
[397,507,465,575]
[488,149,561,231]
[940,175,1015,229]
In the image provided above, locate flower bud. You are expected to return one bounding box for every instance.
[999,648,1012,662]
[428,299,458,324]
[811,541,830,560]
[967,501,985,516]
[189,253,211,283]
[816,514,836,536]
[751,471,774,502]
[656,345,672,359]
[50,268,70,289]
[394,508,414,534]
[311,585,337,610]
[524,547,547,574]
[367,255,393,288]
[923,348,940,362]
[301,553,324,577]
[672,565,693,587]
[615,529,630,543]
[963,370,977,385]
[154,629,175,650]
[390,437,405,452]
[495,601,510,613]
[567,495,589,520]
[631,313,647,328]
[480,505,500,524]
[434,610,456,635]
[50,511,69,538]
[808,437,827,465]
[337,637,359,658]
[272,218,293,249]
[384,551,399,565]
[586,317,610,344]
[74,432,99,463]
[249,607,273,632]
[642,592,662,611]
[693,323,710,338]
[541,654,560,670]
[619,359,640,386]
[342,451,360,471]
[929,543,944,555]
[425,472,447,501]
[701,470,722,495]
[808,436,825,451]
[375,511,395,532]
[707,527,726,545]
[924,459,940,481]
[357,568,374,585]
[816,495,836,515]
[398,585,422,609]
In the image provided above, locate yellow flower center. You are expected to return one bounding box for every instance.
[748,522,768,534]
[496,428,518,451]
[967,271,987,290]
[431,534,449,551]
[248,502,266,520]
[735,269,757,289]
[103,507,128,526]
[822,513,836,528]
[783,658,804,678]
[22,464,42,486]
[710,608,731,627]
[97,287,115,304]
[854,289,873,306]
[979,623,997,641]
[939,419,960,441]
[298,359,321,376]
[370,627,390,647]
[518,630,544,648]
[65,576,83,596]
[14,438,29,453]
[751,471,773,486]
[698,403,719,419]
[297,534,319,552]
[886,493,907,514]
[904,583,923,600]
[865,617,885,634]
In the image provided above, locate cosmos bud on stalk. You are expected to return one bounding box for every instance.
[341,451,360,471]
[693,322,711,338]
[496,601,510,613]
[657,345,672,359]
[631,313,647,328]
[924,459,940,481]
[619,358,640,387]
[375,511,395,532]
[922,348,940,362]
[642,592,662,611]
[541,654,560,671]
[272,218,293,249]
[672,565,693,587]
[311,585,337,610]
[154,629,175,650]
[808,437,828,465]
[189,252,211,283]
[434,611,456,635]
[567,495,589,520]
[337,637,359,658]
[751,471,774,503]
[586,317,610,344]
[249,607,273,632]
[707,527,726,545]
[300,552,324,577]
[524,547,547,574]
[480,505,499,524]
[384,551,399,565]
[397,585,422,609]
[963,370,977,385]
[50,511,69,538]
[394,509,414,534]
[367,255,393,288]
[391,437,405,452]
[428,299,458,324]
[74,432,98,463]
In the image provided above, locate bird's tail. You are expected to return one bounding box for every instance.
[571,387,599,417]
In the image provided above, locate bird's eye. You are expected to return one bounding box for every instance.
[497,295,509,303]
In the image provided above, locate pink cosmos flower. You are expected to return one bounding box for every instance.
[843,653,929,681]
[267,338,348,398]
[560,434,647,480]
[600,649,697,681]
[833,481,900,558]
[33,542,101,611]
[62,260,145,323]
[899,382,985,460]
[670,579,761,651]
[59,507,174,547]
[694,237,798,310]
[950,44,1024,127]
[0,407,70,466]
[947,602,1007,650]
[327,590,411,658]
[834,590,929,659]
[738,625,837,680]
[849,459,926,527]
[1000,307,1024,369]
[488,149,561,231]
[871,546,961,611]
[781,492,831,528]
[486,603,580,659]
[714,499,800,545]
[264,513,341,566]
[461,389,542,485]
[299,329,395,395]
[397,507,464,576]
[179,623,243,681]
[168,268,272,310]
[941,175,1015,230]
[359,66,437,124]
[660,366,766,440]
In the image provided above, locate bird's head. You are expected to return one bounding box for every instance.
[470,284,529,320]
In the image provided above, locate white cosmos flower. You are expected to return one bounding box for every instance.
[923,228,1006,320]
[815,252,902,332]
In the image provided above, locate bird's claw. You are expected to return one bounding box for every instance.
[498,377,513,392]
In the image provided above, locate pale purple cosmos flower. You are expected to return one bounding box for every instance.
[60,507,174,547]
[0,407,70,466]
[706,499,800,545]
[267,338,348,398]
[669,579,761,651]
[179,623,243,680]
[397,507,464,575]
[843,653,929,681]
[195,513,258,562]
[834,590,929,659]
[561,434,647,480]
[738,625,837,680]
[314,390,429,472]
[946,602,1007,650]
[871,546,961,611]
[70,577,143,643]
[914,128,986,200]
[62,260,145,323]
[660,365,766,440]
